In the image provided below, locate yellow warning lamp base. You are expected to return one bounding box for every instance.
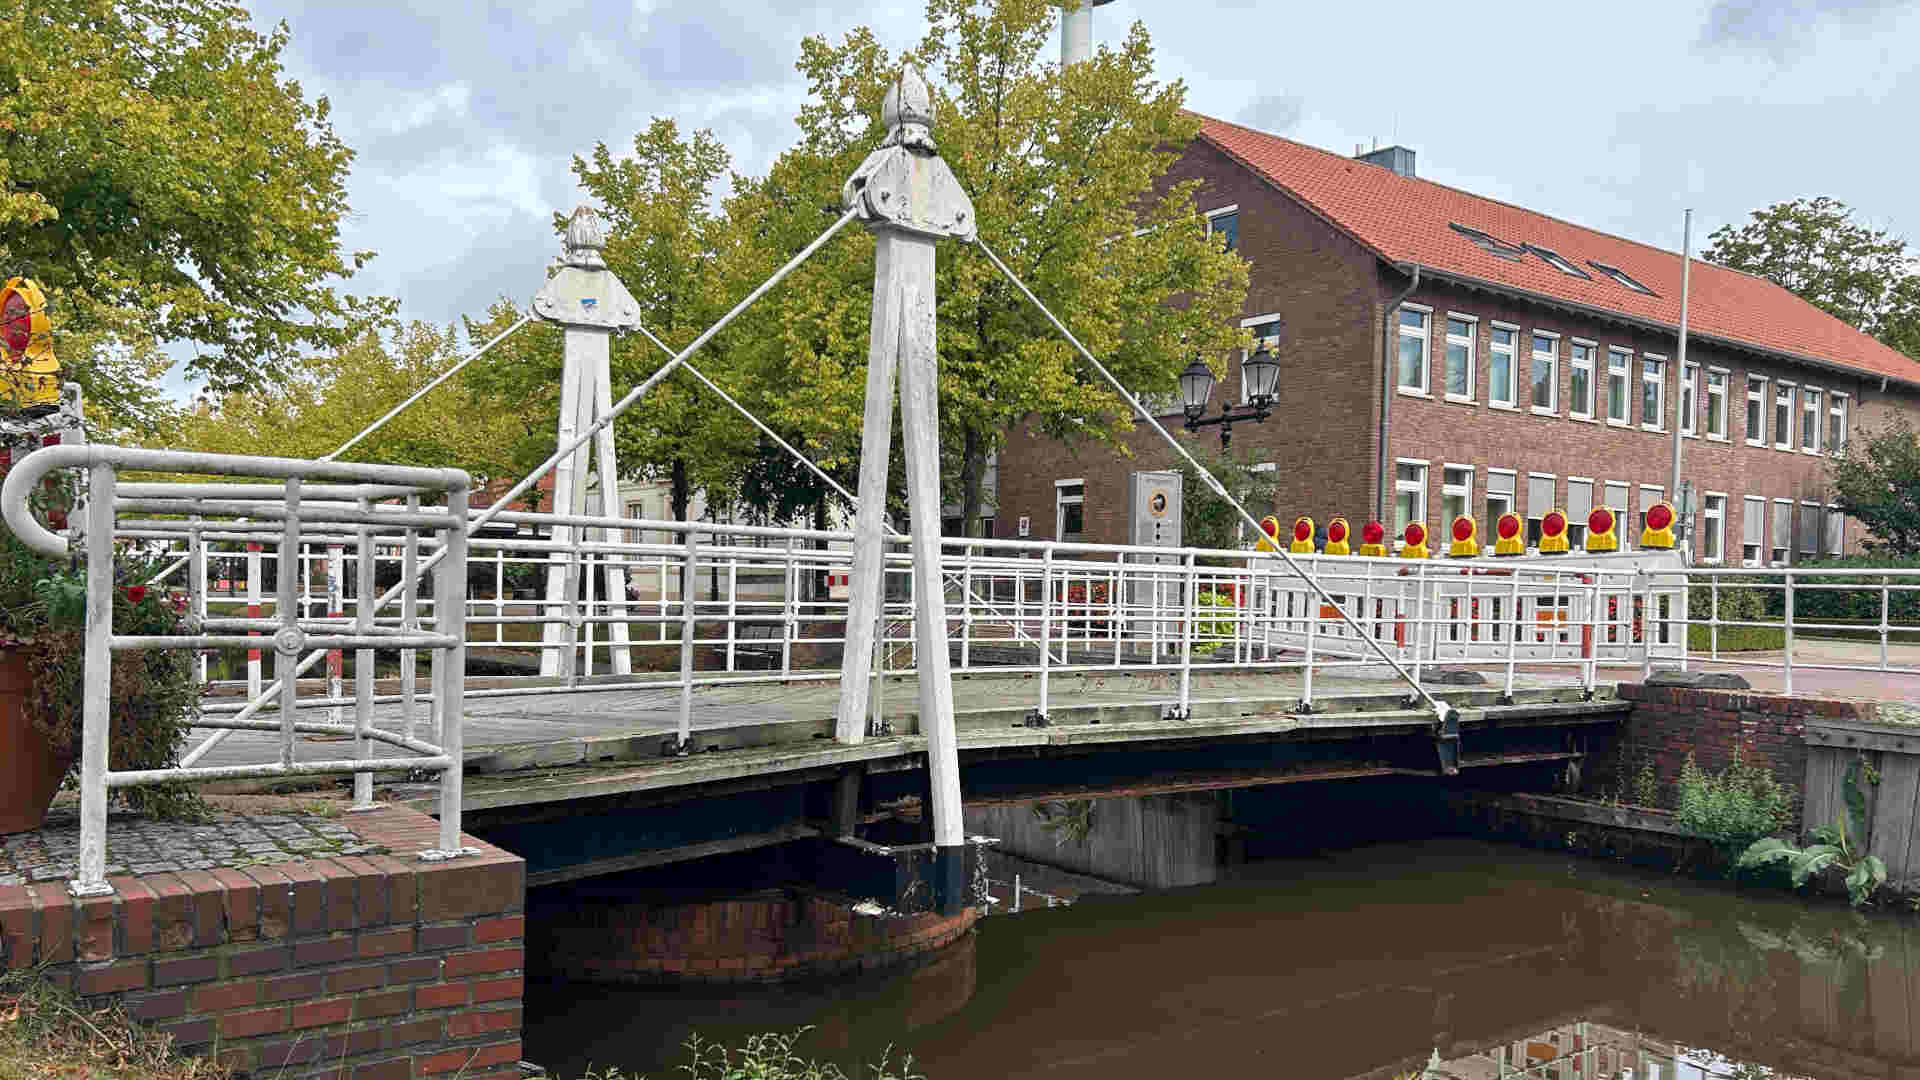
[1400,523,1430,560]
[1638,501,1677,550]
[1324,517,1351,556]
[1289,516,1316,555]
[0,277,60,411]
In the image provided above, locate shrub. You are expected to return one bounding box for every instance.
[1192,588,1236,653]
[1673,751,1795,851]
[1759,556,1920,623]
[1739,815,1887,907]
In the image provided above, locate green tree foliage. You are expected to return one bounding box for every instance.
[1705,196,1920,359]
[2,2,383,428]
[1829,417,1920,556]
[172,321,524,487]
[1171,444,1285,554]
[728,0,1249,536]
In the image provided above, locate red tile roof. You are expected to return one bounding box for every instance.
[1194,114,1920,387]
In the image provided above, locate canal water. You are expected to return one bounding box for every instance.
[523,832,1919,1079]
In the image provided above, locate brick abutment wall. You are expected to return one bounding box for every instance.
[1592,684,1872,828]
[0,807,525,1080]
[528,888,975,984]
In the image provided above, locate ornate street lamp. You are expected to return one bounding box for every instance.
[1180,341,1279,448]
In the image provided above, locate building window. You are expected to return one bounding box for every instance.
[1488,325,1517,406]
[1398,306,1430,394]
[1746,376,1768,446]
[1799,502,1821,556]
[1679,361,1699,436]
[1449,222,1528,260]
[1743,496,1766,565]
[1705,369,1728,439]
[1771,499,1792,564]
[1802,387,1822,452]
[1774,382,1794,450]
[1639,485,1665,536]
[1641,356,1665,431]
[1394,461,1428,538]
[1487,470,1516,525]
[1526,473,1556,546]
[1566,478,1594,546]
[1531,333,1558,413]
[1205,207,1238,253]
[1829,393,1849,454]
[1826,505,1845,555]
[1587,260,1657,295]
[1238,315,1282,405]
[1525,243,1593,279]
[1606,348,1630,424]
[1701,493,1725,563]
[1441,466,1473,526]
[1443,316,1476,400]
[1569,340,1595,419]
[1055,480,1084,542]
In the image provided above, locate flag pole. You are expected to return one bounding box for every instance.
[1669,209,1693,548]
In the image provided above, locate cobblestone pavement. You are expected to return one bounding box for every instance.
[0,808,384,886]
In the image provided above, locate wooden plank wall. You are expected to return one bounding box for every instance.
[1805,744,1920,885]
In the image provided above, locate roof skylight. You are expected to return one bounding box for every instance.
[1523,243,1593,280]
[1588,260,1658,296]
[1448,222,1526,261]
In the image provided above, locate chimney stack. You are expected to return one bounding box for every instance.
[1356,144,1418,179]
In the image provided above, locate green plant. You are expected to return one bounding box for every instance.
[1673,751,1795,851]
[1190,588,1237,654]
[577,1027,923,1080]
[1738,815,1888,907]
[0,455,205,820]
[1032,799,1096,849]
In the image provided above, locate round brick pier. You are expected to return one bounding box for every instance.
[528,888,976,984]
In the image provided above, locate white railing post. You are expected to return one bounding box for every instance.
[1503,570,1522,700]
[402,497,420,743]
[1038,545,1054,721]
[726,556,739,671]
[246,540,262,698]
[277,482,303,768]
[1411,564,1428,686]
[188,516,207,684]
[71,461,118,897]
[1303,565,1317,709]
[428,476,473,860]
[327,542,344,725]
[1637,568,1653,680]
[782,535,796,677]
[677,528,699,750]
[961,545,974,671]
[351,501,375,810]
[1180,550,1196,718]
[1783,570,1795,695]
[1881,574,1892,671]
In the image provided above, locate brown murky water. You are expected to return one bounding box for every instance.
[524,836,1919,1079]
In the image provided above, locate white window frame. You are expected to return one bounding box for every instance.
[1441,464,1474,527]
[1568,338,1597,420]
[1486,468,1516,524]
[1443,313,1477,402]
[1798,500,1822,556]
[1525,472,1557,548]
[1393,458,1430,546]
[1606,347,1631,425]
[1055,478,1085,541]
[1801,386,1822,454]
[1742,495,1767,566]
[1704,366,1729,440]
[1239,313,1282,406]
[1701,492,1726,564]
[1679,360,1699,436]
[1829,392,1849,455]
[1397,303,1432,397]
[1774,381,1795,451]
[1204,204,1239,254]
[1641,354,1666,432]
[1745,375,1768,446]
[1771,498,1793,564]
[1530,331,1559,415]
[1489,322,1519,408]
[1826,503,1845,555]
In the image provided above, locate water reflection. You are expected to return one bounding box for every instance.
[524,835,1915,1080]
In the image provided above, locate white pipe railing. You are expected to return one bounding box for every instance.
[0,444,475,898]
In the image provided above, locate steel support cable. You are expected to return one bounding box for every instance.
[971,237,1452,723]
[144,315,535,588]
[361,208,863,618]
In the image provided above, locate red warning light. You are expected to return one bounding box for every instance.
[1451,517,1472,542]
[1327,519,1348,543]
[1362,521,1385,545]
[1405,522,1427,547]
[1261,517,1278,537]
[1588,507,1615,536]
[1497,514,1521,539]
[1542,511,1567,537]
[1647,502,1674,531]
[1293,519,1312,542]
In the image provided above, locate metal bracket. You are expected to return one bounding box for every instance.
[1581,688,1596,702]
[659,735,696,758]
[1293,700,1318,715]
[1163,705,1191,722]
[66,879,114,899]
[1433,706,1461,777]
[1022,710,1050,729]
[866,717,895,738]
[1495,694,1515,707]
[418,846,482,863]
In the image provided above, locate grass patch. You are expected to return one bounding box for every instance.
[1688,622,1786,651]
[0,969,230,1079]
[573,1028,921,1080]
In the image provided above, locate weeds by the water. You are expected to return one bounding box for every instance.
[575,1027,922,1079]
[1673,751,1795,853]
[1739,814,1888,907]
[0,968,229,1079]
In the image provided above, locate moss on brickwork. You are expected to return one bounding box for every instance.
[0,969,229,1079]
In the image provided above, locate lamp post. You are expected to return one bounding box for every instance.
[1179,342,1279,448]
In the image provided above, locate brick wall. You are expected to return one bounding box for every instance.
[0,807,525,1080]
[530,888,975,984]
[1597,683,1870,828]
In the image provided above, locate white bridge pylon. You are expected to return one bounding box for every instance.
[531,209,636,678]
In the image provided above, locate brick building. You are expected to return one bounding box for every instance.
[994,115,1920,562]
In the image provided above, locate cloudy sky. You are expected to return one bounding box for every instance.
[181,0,1920,391]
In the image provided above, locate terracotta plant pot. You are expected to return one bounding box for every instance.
[0,648,72,834]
